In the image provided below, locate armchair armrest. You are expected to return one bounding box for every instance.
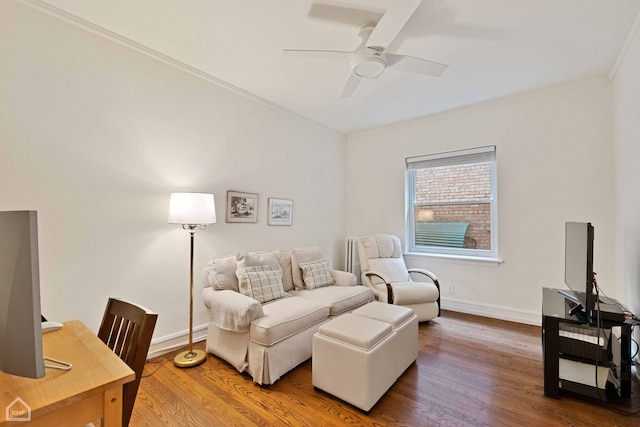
[408,268,439,284]
[363,271,394,304]
[408,268,441,317]
[202,288,264,333]
[330,269,357,286]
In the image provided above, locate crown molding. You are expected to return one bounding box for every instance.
[17,0,343,136]
[610,7,640,80]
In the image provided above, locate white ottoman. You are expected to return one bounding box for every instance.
[312,313,397,411]
[352,301,418,379]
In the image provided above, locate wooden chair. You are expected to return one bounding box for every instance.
[97,298,158,427]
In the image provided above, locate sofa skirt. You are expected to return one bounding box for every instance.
[206,324,250,373]
[248,318,329,385]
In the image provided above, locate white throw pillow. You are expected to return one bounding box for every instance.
[298,259,335,290]
[275,249,295,292]
[236,264,289,304]
[236,251,279,270]
[208,255,239,292]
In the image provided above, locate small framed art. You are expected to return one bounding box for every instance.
[226,191,258,223]
[268,198,292,226]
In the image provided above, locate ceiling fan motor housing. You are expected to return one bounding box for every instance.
[350,25,386,78]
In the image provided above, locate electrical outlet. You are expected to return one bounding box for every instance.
[447,283,455,294]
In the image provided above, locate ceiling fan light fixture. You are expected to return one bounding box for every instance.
[351,52,386,78]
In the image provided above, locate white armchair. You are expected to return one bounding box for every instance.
[358,234,440,322]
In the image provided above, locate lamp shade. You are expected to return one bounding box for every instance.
[168,192,216,225]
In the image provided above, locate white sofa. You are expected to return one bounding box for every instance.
[201,247,372,385]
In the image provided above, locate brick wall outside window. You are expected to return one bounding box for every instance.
[414,163,492,249]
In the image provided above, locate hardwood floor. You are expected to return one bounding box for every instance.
[129,310,639,426]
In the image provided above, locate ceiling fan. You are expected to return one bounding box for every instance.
[283,0,448,98]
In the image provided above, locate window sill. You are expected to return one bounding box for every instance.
[404,252,503,267]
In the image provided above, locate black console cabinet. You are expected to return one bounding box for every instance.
[542,287,632,399]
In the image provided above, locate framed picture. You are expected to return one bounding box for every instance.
[226,191,258,223]
[268,198,293,226]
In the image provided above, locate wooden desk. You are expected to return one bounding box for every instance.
[0,320,135,426]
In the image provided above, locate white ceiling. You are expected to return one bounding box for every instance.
[27,0,640,134]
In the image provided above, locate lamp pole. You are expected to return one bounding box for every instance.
[173,224,206,367]
[168,193,215,368]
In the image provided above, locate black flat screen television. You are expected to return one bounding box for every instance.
[564,221,595,320]
[0,210,45,379]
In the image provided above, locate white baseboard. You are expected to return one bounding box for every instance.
[147,323,208,359]
[441,297,541,326]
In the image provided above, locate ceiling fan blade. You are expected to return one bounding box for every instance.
[339,74,362,99]
[307,3,382,27]
[366,0,421,49]
[386,53,448,77]
[283,49,352,59]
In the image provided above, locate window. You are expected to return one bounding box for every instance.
[406,146,498,259]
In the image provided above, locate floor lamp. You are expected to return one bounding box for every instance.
[168,192,216,368]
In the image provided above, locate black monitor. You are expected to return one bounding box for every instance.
[564,221,595,320]
[0,210,45,379]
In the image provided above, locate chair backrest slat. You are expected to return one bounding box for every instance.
[97,298,157,427]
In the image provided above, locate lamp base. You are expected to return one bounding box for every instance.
[173,349,207,368]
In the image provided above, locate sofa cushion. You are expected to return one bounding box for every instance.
[291,247,324,290]
[250,296,329,346]
[290,285,371,317]
[207,254,239,292]
[236,251,279,269]
[276,249,294,292]
[236,264,290,304]
[299,259,335,290]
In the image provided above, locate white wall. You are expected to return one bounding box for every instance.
[2,0,633,351]
[0,1,347,351]
[347,79,617,324]
[612,17,640,336]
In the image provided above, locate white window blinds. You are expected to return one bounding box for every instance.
[406,145,495,170]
